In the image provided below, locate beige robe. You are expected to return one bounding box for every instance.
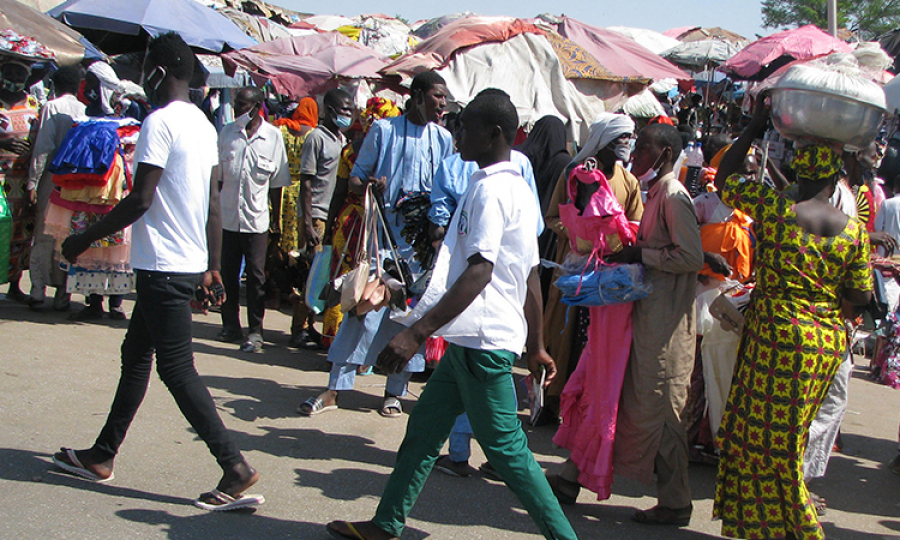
[613,172,703,501]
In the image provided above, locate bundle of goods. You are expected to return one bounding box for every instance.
[0,29,55,60]
[551,254,651,307]
[44,118,141,295]
[770,49,889,151]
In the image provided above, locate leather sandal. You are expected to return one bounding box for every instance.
[632,504,693,526]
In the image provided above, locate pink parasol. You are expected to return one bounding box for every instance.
[724,24,852,80]
[222,31,390,98]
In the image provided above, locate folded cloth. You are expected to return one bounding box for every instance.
[555,263,651,307]
[48,119,121,176]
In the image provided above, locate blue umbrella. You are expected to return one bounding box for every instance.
[49,0,256,53]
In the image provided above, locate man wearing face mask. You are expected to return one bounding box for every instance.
[0,58,39,302]
[607,123,703,526]
[288,88,352,349]
[216,86,290,353]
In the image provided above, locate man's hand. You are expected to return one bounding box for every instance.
[705,252,733,277]
[369,175,387,194]
[606,245,642,264]
[870,231,897,254]
[27,187,37,206]
[61,234,92,264]
[0,136,30,155]
[377,327,426,374]
[305,223,321,250]
[527,348,558,387]
[201,270,226,305]
[429,222,445,247]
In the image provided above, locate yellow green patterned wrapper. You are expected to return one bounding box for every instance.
[791,144,842,182]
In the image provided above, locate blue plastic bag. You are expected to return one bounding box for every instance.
[305,245,333,314]
[554,262,651,307]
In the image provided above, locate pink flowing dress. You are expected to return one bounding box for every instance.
[552,164,635,500]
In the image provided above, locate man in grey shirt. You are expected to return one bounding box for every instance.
[290,88,352,348]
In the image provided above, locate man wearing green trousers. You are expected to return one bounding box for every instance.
[325,92,579,540]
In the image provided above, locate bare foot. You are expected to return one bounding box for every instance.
[52,447,114,480]
[326,521,397,540]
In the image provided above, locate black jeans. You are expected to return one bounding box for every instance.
[221,230,268,336]
[92,270,243,469]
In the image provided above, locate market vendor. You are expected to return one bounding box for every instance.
[0,56,40,301]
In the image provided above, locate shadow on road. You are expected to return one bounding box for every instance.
[0,447,193,507]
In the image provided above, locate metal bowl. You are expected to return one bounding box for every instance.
[770,88,885,151]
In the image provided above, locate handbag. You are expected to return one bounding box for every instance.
[354,209,392,315]
[340,185,375,313]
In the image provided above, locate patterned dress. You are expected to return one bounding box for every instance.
[279,126,309,253]
[0,97,39,284]
[714,175,871,540]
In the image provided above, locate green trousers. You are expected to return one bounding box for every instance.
[372,343,579,540]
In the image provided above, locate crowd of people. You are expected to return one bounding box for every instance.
[2,29,897,540]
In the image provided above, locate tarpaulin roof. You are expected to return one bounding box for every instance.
[543,16,690,81]
[218,8,300,43]
[383,15,541,77]
[663,40,743,70]
[1,0,100,65]
[222,31,389,98]
[49,0,256,53]
[724,24,852,80]
[677,26,747,44]
[606,26,680,55]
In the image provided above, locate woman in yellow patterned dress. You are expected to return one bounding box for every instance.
[712,103,872,540]
[274,96,317,253]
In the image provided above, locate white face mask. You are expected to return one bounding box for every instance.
[234,107,255,129]
[637,152,664,186]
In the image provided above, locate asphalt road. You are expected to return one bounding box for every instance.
[1,289,899,540]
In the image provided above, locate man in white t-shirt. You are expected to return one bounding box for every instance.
[217,86,290,353]
[326,94,578,540]
[51,33,262,512]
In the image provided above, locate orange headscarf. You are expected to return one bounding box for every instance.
[274,96,318,132]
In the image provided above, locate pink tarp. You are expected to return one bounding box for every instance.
[548,17,690,81]
[222,31,389,98]
[724,24,852,79]
[383,16,541,76]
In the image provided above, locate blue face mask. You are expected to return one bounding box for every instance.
[335,114,352,130]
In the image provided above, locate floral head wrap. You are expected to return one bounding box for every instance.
[360,96,400,133]
[791,144,842,182]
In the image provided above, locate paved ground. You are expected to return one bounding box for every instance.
[2,289,900,540]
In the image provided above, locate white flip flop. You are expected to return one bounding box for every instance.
[193,489,265,511]
[51,448,114,483]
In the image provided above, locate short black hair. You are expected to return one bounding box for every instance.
[52,66,81,96]
[410,70,445,97]
[464,93,518,145]
[324,88,352,109]
[641,123,683,161]
[146,32,195,81]
[237,86,264,104]
[475,87,509,99]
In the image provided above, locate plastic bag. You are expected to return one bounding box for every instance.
[554,262,651,307]
[0,188,10,285]
[304,246,333,314]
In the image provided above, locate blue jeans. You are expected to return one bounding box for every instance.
[91,270,243,469]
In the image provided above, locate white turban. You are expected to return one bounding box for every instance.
[571,113,636,164]
[87,61,123,115]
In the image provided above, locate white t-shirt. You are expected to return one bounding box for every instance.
[419,162,540,354]
[130,101,218,273]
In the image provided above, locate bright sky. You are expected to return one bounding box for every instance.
[274,0,770,41]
